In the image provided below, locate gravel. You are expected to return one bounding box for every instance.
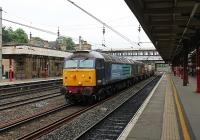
[0,93,66,123]
[0,89,60,106]
[0,105,86,140]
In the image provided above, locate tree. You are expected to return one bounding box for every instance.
[64,37,76,50]
[13,28,28,43]
[2,26,13,43]
[57,36,75,51]
[2,26,28,44]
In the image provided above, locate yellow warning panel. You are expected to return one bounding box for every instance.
[63,69,96,86]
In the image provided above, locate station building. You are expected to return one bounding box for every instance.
[75,40,91,50]
[2,44,71,79]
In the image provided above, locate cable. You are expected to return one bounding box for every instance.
[1,18,135,50]
[1,6,141,50]
[1,18,106,48]
[1,18,81,41]
[2,18,58,36]
[66,0,140,48]
[3,8,137,32]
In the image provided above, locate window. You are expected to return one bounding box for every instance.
[133,51,137,56]
[64,59,94,68]
[64,60,78,68]
[150,51,154,55]
[144,51,148,55]
[79,60,94,68]
[154,51,159,55]
[138,51,143,55]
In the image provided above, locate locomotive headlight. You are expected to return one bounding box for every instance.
[78,81,82,86]
[71,75,76,79]
[82,74,85,78]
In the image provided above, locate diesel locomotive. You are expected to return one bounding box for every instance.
[61,50,154,103]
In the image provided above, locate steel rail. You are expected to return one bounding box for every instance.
[17,93,119,140]
[0,92,62,111]
[0,85,61,99]
[75,76,160,140]
[0,79,62,93]
[0,104,72,132]
[17,76,159,140]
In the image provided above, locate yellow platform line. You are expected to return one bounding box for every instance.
[169,76,190,140]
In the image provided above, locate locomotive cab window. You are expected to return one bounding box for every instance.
[64,60,78,68]
[64,59,94,69]
[79,59,94,68]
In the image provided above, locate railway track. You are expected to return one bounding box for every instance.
[15,76,160,140]
[0,104,72,132]
[0,76,160,140]
[75,76,161,140]
[0,91,62,111]
[16,101,106,140]
[0,85,61,99]
[0,79,62,94]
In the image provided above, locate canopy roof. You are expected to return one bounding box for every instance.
[125,0,200,62]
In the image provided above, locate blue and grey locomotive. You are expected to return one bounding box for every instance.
[61,50,153,103]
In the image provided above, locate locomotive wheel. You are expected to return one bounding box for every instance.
[97,89,105,101]
[111,86,116,94]
[64,94,69,102]
[92,95,97,102]
[105,89,111,97]
[86,95,96,105]
[64,94,75,104]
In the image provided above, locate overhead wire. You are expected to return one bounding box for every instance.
[2,18,58,36]
[66,0,140,48]
[1,6,142,50]
[1,17,108,49]
[1,8,108,48]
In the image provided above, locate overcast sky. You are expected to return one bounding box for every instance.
[0,0,155,50]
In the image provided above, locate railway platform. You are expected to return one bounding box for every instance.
[119,73,199,140]
[0,77,62,87]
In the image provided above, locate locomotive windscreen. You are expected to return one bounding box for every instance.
[64,59,94,68]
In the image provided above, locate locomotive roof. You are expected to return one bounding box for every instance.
[67,50,143,65]
[66,50,104,59]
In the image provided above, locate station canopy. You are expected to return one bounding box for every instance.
[125,0,200,62]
